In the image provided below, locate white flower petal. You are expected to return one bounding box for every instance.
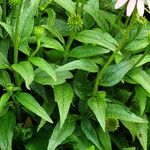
[126,0,137,16]
[137,0,144,16]
[115,0,128,9]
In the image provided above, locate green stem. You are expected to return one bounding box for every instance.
[92,11,136,97]
[13,0,23,86]
[63,29,76,64]
[12,95,21,121]
[115,4,127,24]
[14,0,23,64]
[145,8,150,15]
[30,38,41,58]
[40,0,52,11]
[2,0,6,21]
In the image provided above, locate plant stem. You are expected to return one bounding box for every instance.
[40,0,52,11]
[92,39,127,97]
[30,38,41,58]
[13,0,23,86]
[145,8,150,15]
[14,0,23,64]
[12,95,21,121]
[92,11,136,97]
[63,29,76,64]
[115,4,127,24]
[2,0,6,21]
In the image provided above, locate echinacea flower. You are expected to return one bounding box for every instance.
[115,0,150,16]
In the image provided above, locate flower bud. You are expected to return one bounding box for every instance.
[33,26,45,38]
[67,14,83,31]
[96,91,106,99]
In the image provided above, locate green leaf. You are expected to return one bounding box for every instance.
[0,39,9,57]
[69,45,110,58]
[122,121,148,150]
[81,119,102,149]
[128,68,150,94]
[37,100,55,132]
[53,83,74,127]
[12,61,34,90]
[0,51,9,69]
[29,57,57,81]
[15,92,53,123]
[0,111,16,150]
[16,0,41,42]
[0,22,14,41]
[56,59,98,73]
[135,86,147,115]
[106,103,148,123]
[19,40,30,56]
[88,97,107,131]
[41,36,64,51]
[42,25,64,44]
[86,146,95,150]
[131,54,150,67]
[25,128,51,150]
[84,6,108,31]
[46,8,56,27]
[122,148,136,150]
[100,61,134,87]
[125,38,149,53]
[34,68,73,86]
[47,116,76,150]
[53,0,75,15]
[71,134,94,150]
[73,71,92,100]
[75,29,117,51]
[97,128,112,150]
[0,93,11,113]
[0,70,11,87]
[111,134,129,149]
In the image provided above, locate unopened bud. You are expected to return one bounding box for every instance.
[33,26,45,38]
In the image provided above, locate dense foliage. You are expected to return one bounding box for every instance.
[0,0,150,150]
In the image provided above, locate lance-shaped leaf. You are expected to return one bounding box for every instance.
[56,59,98,73]
[75,30,117,51]
[106,104,148,123]
[128,68,150,94]
[0,22,14,42]
[0,93,11,113]
[53,83,74,127]
[122,121,148,150]
[47,116,76,150]
[0,51,9,69]
[135,86,147,115]
[53,0,75,15]
[81,119,102,149]
[0,111,16,150]
[29,57,57,81]
[15,92,53,123]
[88,97,107,131]
[41,36,64,51]
[0,70,11,88]
[69,45,110,59]
[100,61,134,87]
[12,61,34,90]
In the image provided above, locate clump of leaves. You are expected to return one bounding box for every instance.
[0,0,150,150]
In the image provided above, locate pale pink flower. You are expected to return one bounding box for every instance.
[115,0,150,16]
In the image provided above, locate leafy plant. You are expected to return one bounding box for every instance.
[0,0,150,149]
